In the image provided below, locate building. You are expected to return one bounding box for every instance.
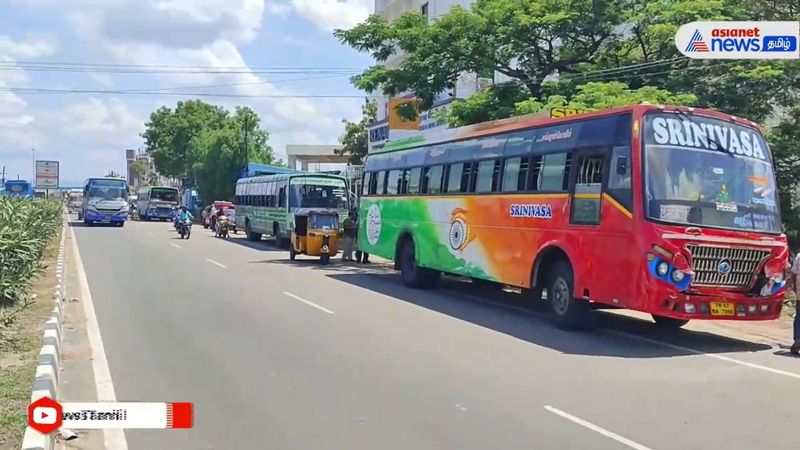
[125,149,170,190]
[368,0,495,152]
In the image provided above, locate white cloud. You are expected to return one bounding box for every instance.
[266,1,292,16]
[289,0,371,31]
[0,35,57,59]
[0,0,365,179]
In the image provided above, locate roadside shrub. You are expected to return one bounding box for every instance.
[0,198,62,324]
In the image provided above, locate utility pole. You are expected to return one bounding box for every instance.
[242,114,249,177]
[1,165,5,185]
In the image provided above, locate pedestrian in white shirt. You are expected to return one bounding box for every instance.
[791,250,800,355]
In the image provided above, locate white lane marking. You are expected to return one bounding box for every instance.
[283,291,335,315]
[605,330,800,380]
[69,224,129,449]
[169,242,181,249]
[206,258,227,269]
[544,405,653,450]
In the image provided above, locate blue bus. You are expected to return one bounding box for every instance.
[78,177,129,227]
[1,179,34,198]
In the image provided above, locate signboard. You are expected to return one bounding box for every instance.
[550,107,592,118]
[388,97,421,131]
[35,160,59,189]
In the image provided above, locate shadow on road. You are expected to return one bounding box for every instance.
[327,272,772,359]
[252,257,378,272]
[221,235,285,253]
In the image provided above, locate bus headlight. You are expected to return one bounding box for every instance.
[656,261,669,277]
[671,270,685,283]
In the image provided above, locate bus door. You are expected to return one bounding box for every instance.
[568,149,615,303]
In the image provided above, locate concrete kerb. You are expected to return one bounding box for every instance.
[20,218,68,450]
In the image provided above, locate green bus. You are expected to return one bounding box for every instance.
[235,173,350,246]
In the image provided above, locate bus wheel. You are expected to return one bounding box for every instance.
[246,222,262,242]
[398,239,440,289]
[652,315,689,329]
[547,261,590,330]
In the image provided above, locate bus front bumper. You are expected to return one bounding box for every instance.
[85,210,128,222]
[649,283,784,321]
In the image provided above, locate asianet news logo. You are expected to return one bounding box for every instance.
[676,21,799,59]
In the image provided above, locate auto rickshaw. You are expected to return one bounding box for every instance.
[289,209,343,265]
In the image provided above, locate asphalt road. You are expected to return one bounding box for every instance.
[71,218,800,450]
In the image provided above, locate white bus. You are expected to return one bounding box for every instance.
[136,186,180,221]
[235,173,349,246]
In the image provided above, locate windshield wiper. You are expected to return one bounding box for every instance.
[672,108,734,158]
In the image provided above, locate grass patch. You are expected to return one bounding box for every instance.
[0,230,61,449]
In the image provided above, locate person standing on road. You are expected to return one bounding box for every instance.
[790,250,800,355]
[354,209,370,264]
[341,211,358,262]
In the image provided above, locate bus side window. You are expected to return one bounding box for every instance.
[445,163,463,193]
[607,145,633,212]
[503,156,534,192]
[422,165,443,194]
[539,153,569,192]
[362,173,371,196]
[474,159,499,193]
[386,170,400,195]
[398,170,410,195]
[278,186,286,207]
[461,162,474,192]
[376,171,386,195]
[407,167,421,195]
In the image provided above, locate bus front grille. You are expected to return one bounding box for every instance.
[686,244,770,288]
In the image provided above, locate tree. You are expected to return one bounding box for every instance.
[142,100,228,179]
[142,101,278,203]
[190,106,277,202]
[337,99,377,164]
[335,0,625,112]
[130,160,150,186]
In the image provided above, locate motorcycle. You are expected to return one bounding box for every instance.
[178,218,192,239]
[215,216,229,238]
[173,213,180,231]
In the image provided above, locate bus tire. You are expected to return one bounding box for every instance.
[246,221,261,241]
[398,238,440,289]
[652,315,689,329]
[547,261,590,330]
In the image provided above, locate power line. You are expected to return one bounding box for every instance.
[5,60,365,71]
[102,73,353,93]
[0,86,364,98]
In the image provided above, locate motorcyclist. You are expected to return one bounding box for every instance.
[215,209,228,235]
[178,206,193,223]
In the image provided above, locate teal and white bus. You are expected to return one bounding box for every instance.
[235,173,350,245]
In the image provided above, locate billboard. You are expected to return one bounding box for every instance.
[35,160,59,189]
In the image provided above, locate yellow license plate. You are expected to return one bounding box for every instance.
[710,302,735,316]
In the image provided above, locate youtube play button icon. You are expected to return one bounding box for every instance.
[27,396,63,435]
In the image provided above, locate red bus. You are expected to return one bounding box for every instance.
[357,105,790,329]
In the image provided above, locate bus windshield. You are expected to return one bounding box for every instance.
[288,178,348,209]
[643,113,780,233]
[151,188,178,202]
[88,180,128,201]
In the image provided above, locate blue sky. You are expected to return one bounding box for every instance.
[0,0,374,187]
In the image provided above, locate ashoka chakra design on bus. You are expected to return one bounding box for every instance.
[448,218,467,251]
[366,203,382,246]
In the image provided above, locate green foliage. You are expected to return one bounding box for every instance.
[337,99,377,164]
[335,0,625,110]
[142,101,278,203]
[0,198,62,325]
